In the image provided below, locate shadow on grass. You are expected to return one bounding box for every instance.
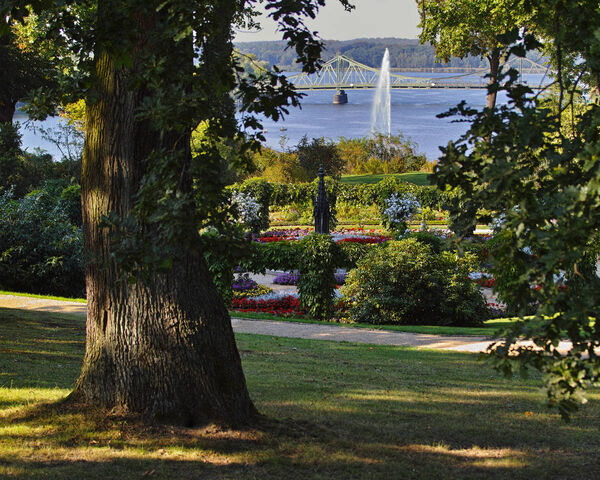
[0,402,547,480]
[2,401,596,479]
[2,307,600,478]
[3,366,599,479]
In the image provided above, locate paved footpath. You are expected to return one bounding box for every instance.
[0,294,572,354]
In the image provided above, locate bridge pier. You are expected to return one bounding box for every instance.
[333,89,348,104]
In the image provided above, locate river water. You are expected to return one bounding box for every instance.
[255,87,495,160]
[17,72,544,161]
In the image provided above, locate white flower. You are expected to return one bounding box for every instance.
[468,271,493,280]
[383,193,421,226]
[231,192,261,227]
[489,214,506,231]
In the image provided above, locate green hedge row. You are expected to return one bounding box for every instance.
[228,176,456,211]
[238,239,376,274]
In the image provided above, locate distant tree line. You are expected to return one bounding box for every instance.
[235,37,545,71]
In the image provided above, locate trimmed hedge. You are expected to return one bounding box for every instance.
[229,176,455,212]
[238,240,375,274]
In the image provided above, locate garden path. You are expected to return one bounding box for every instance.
[0,293,574,353]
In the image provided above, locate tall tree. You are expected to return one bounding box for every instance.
[0,7,68,124]
[0,28,48,123]
[417,0,530,109]
[1,0,351,425]
[435,0,600,417]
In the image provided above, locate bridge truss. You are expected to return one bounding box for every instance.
[287,54,550,90]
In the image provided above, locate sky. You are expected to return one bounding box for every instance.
[234,0,420,43]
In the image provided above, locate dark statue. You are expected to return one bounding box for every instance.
[313,165,330,234]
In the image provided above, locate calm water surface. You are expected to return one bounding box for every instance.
[254,87,498,160]
[20,71,536,161]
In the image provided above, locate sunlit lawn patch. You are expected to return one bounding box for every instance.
[1,307,599,479]
[339,173,433,186]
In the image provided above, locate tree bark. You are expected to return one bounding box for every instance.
[486,52,500,110]
[0,32,16,124]
[71,0,256,426]
[0,101,16,124]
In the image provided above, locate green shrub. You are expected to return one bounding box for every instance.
[242,241,301,273]
[297,234,340,320]
[241,240,372,275]
[0,187,84,297]
[60,183,82,226]
[337,242,377,269]
[271,202,308,223]
[234,178,272,232]
[337,134,426,174]
[254,148,310,184]
[0,123,81,198]
[407,231,447,254]
[342,238,487,326]
[295,136,345,180]
[231,177,454,213]
[0,123,22,193]
[485,230,536,315]
[457,237,490,268]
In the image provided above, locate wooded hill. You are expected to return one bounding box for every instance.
[235,37,545,71]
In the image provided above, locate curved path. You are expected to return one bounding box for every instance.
[0,294,571,354]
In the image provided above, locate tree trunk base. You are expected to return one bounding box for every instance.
[72,257,257,427]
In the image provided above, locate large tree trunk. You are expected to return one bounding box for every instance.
[0,33,16,124]
[0,101,16,124]
[486,52,500,110]
[71,1,256,426]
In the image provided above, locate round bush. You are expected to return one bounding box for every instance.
[341,238,487,326]
[0,188,84,297]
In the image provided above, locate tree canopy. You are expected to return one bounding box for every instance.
[435,0,600,417]
[417,0,532,108]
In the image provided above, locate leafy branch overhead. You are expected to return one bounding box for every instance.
[434,0,600,418]
[417,0,532,108]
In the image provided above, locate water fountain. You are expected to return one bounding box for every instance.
[370,48,391,137]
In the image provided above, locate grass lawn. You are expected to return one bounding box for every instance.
[1,307,599,479]
[340,172,432,186]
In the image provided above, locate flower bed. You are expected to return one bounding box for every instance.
[273,271,347,286]
[486,301,507,317]
[257,227,389,245]
[257,228,312,243]
[232,285,272,300]
[231,295,305,316]
[232,273,273,300]
[273,272,300,285]
[335,236,387,244]
[468,272,495,288]
[472,277,495,288]
[232,275,259,291]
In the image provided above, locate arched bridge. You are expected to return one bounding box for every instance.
[288,54,549,96]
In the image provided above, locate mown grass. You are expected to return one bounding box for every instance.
[1,307,599,479]
[340,172,432,186]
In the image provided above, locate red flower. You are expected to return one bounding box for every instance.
[231,295,305,315]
